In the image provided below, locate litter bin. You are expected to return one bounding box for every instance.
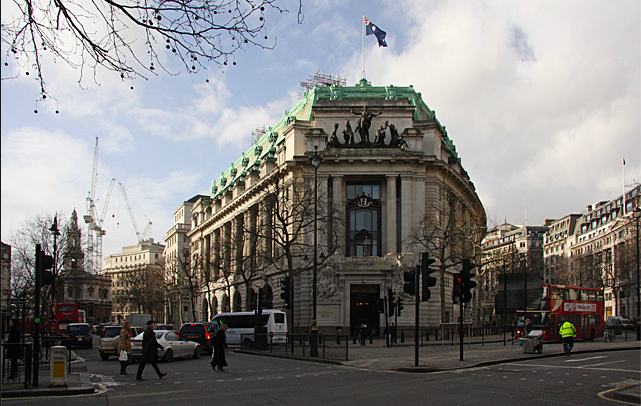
[254,326,268,350]
[50,346,68,386]
[523,330,543,354]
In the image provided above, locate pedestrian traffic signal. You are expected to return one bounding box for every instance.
[387,289,395,316]
[461,258,478,303]
[453,273,463,301]
[280,277,292,309]
[421,252,437,302]
[396,296,404,315]
[403,267,417,295]
[36,246,54,286]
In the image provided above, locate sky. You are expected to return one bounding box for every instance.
[2,0,640,261]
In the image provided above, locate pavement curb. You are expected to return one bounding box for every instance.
[233,349,344,365]
[1,384,96,398]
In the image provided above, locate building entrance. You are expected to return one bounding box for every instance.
[350,284,380,337]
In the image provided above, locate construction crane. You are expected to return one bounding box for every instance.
[118,182,153,243]
[84,137,116,273]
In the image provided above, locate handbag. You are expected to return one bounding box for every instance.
[119,350,128,362]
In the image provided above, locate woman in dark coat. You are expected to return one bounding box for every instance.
[211,324,228,371]
[6,319,21,379]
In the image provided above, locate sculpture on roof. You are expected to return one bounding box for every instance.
[351,106,382,144]
[343,120,355,145]
[374,121,388,145]
[327,123,341,147]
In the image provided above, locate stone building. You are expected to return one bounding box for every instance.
[564,185,640,319]
[102,240,165,322]
[186,80,485,335]
[163,195,207,325]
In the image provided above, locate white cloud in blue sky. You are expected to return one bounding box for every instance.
[2,0,639,257]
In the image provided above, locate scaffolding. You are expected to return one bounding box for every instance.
[300,70,346,94]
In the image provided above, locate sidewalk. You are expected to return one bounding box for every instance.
[1,352,96,398]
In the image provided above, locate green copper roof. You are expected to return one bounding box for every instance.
[210,80,457,199]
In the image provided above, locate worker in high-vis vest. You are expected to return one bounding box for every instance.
[559,319,576,356]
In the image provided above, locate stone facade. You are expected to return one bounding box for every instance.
[186,80,485,335]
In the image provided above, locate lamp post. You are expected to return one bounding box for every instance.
[49,216,60,320]
[309,146,322,357]
[633,207,640,341]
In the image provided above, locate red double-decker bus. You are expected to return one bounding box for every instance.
[515,284,604,341]
[55,303,79,334]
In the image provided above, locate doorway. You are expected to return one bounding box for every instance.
[350,284,380,336]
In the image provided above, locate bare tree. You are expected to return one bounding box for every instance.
[163,247,200,323]
[1,0,303,101]
[112,266,164,318]
[249,174,341,332]
[405,190,486,324]
[6,212,69,317]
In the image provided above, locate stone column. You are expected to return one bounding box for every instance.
[386,175,397,255]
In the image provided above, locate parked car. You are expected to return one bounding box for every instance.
[98,325,144,360]
[156,324,175,331]
[131,330,202,362]
[64,323,93,348]
[178,322,216,354]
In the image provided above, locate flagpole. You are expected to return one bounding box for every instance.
[362,15,366,79]
[623,155,626,215]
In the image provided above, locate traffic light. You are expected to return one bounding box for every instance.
[420,252,437,302]
[280,277,292,309]
[387,289,395,316]
[461,258,478,303]
[453,273,463,301]
[396,296,404,315]
[403,267,417,295]
[37,246,54,286]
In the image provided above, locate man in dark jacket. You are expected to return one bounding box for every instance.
[136,320,167,381]
[6,319,21,379]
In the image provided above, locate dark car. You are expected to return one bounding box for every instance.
[178,322,216,354]
[65,323,92,348]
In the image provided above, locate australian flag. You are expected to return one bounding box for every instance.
[365,18,387,47]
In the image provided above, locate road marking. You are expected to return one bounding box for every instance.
[565,356,607,363]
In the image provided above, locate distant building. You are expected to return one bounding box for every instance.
[102,240,165,322]
[481,223,548,324]
[163,195,207,325]
[564,185,640,319]
[542,214,582,284]
[59,209,111,324]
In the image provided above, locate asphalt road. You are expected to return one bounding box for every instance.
[3,341,639,406]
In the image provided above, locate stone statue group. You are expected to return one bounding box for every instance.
[327,107,408,149]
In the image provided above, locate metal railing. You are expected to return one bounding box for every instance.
[240,333,350,361]
[2,338,72,388]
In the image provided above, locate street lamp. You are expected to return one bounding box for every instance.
[49,216,61,310]
[309,146,322,357]
[633,207,640,341]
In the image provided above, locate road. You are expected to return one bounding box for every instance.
[3,343,639,406]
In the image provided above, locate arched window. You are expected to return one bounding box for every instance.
[202,298,209,321]
[233,291,242,312]
[347,182,382,257]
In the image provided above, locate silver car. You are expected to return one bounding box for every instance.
[131,330,202,362]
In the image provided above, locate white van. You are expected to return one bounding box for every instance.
[606,316,633,330]
[212,309,287,347]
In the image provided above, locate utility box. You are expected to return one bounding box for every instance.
[50,346,68,386]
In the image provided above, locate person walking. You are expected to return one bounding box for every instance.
[136,320,166,381]
[211,324,228,371]
[559,318,576,356]
[359,323,367,346]
[6,319,21,379]
[118,321,132,375]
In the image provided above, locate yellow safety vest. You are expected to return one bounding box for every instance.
[559,322,576,338]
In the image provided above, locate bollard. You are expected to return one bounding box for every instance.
[337,332,340,345]
[50,346,68,387]
[401,330,405,343]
